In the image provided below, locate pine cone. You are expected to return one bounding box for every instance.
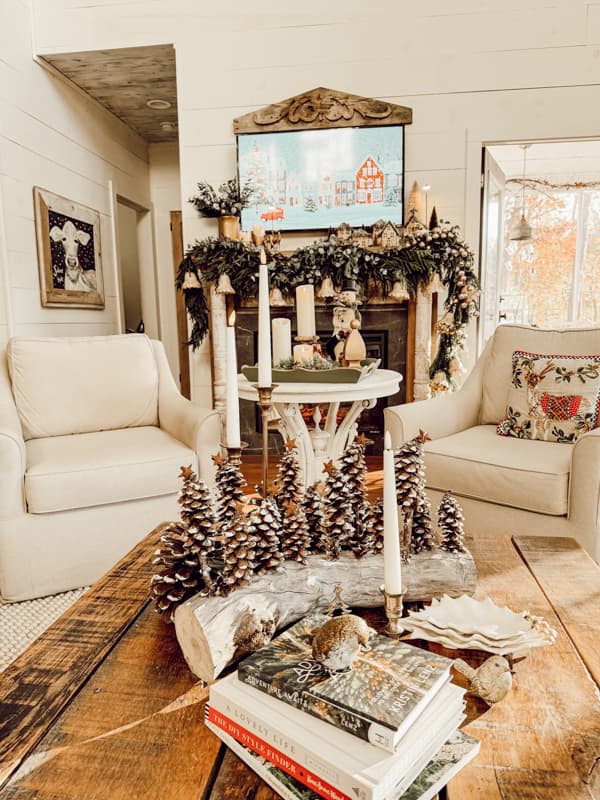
[222,515,257,591]
[273,439,303,510]
[213,455,247,531]
[150,522,207,622]
[281,503,310,564]
[321,461,354,559]
[303,483,326,551]
[438,491,466,552]
[250,497,283,574]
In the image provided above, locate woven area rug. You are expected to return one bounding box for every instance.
[0,587,88,672]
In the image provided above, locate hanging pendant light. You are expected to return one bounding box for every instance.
[510,144,533,241]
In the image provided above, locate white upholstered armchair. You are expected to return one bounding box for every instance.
[0,334,221,601]
[385,324,600,562]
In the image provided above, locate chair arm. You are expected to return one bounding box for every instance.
[569,428,600,561]
[385,380,482,446]
[151,341,221,487]
[0,401,27,518]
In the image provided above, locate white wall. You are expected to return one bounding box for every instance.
[1,0,151,341]
[31,0,600,401]
[148,142,181,382]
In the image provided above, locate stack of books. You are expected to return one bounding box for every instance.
[206,612,479,800]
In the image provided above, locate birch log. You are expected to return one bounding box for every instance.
[174,549,476,683]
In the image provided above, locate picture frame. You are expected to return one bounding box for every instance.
[234,87,412,234]
[33,186,105,309]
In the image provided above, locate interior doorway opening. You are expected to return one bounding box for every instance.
[480,139,600,345]
[115,196,160,339]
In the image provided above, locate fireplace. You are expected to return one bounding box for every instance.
[236,301,407,455]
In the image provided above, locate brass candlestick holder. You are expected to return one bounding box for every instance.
[226,441,248,467]
[380,585,407,638]
[255,384,278,497]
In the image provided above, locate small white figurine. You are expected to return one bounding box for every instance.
[311,615,372,674]
[453,655,513,705]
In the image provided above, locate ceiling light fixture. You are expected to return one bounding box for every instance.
[146,98,171,110]
[510,144,533,241]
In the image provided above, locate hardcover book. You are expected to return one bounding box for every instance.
[207,723,480,800]
[208,672,466,800]
[238,612,453,751]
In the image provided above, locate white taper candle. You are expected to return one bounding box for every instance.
[383,430,402,595]
[296,284,316,339]
[272,317,292,366]
[225,325,241,448]
[257,249,272,388]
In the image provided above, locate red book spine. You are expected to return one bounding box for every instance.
[206,705,352,800]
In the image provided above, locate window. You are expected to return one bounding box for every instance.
[502,185,600,326]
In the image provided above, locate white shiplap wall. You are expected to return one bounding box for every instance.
[29,0,600,402]
[0,0,151,343]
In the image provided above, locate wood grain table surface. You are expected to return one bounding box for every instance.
[1,527,599,800]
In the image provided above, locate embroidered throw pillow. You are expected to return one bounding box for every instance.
[497,350,600,444]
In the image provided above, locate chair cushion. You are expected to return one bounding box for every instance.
[480,324,600,425]
[25,426,198,513]
[424,425,571,516]
[7,334,159,439]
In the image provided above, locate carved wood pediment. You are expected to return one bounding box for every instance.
[233,87,412,134]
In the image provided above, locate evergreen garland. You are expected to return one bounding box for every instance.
[176,219,478,389]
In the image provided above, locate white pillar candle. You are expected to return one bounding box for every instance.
[383,431,402,595]
[272,317,292,366]
[296,284,316,339]
[257,249,272,388]
[225,325,241,448]
[293,343,313,364]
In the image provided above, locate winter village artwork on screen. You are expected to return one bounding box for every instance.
[237,125,405,232]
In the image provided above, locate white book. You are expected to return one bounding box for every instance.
[208,672,466,800]
[207,723,480,800]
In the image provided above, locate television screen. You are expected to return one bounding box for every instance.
[237,125,404,232]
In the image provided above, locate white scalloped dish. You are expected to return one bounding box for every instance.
[403,594,557,654]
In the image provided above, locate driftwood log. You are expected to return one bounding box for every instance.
[174,549,476,683]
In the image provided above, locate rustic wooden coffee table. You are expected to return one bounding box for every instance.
[1,528,599,800]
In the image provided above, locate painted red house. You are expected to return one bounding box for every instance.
[355,156,384,204]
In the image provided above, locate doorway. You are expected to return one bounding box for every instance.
[480,140,600,344]
[115,196,160,339]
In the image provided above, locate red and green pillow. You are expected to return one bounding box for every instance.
[497,350,600,443]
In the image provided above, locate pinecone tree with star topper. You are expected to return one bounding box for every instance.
[273,438,303,511]
[280,501,311,564]
[221,504,257,592]
[213,452,247,532]
[320,460,354,559]
[303,482,326,551]
[394,431,435,553]
[346,497,376,557]
[151,466,220,619]
[249,496,284,574]
[438,491,467,553]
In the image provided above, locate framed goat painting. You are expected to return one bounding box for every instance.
[33,187,105,309]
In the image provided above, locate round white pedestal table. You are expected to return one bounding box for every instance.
[238,369,403,487]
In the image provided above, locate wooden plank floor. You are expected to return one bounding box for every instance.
[240,454,384,498]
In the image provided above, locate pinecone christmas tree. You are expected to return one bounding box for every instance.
[346,497,376,557]
[213,452,247,531]
[222,507,257,591]
[303,482,326,551]
[250,497,284,574]
[438,491,466,553]
[370,499,385,555]
[339,434,369,520]
[394,431,435,553]
[273,439,303,510]
[150,522,204,621]
[320,460,354,559]
[280,502,311,564]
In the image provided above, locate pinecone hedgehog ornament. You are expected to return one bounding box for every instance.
[312,615,373,674]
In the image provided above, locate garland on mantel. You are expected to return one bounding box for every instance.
[176,221,479,389]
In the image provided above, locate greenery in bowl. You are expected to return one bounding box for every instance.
[189,178,254,218]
